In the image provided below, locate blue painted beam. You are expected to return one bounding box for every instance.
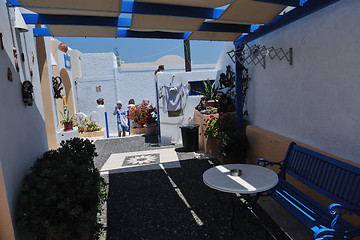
[33,28,51,37]
[6,0,20,6]
[253,0,301,7]
[23,14,131,28]
[24,13,250,33]
[235,47,244,131]
[33,27,190,39]
[235,0,341,46]
[118,30,190,39]
[121,1,224,19]
[199,22,250,33]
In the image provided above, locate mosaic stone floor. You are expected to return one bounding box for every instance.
[100,148,180,174]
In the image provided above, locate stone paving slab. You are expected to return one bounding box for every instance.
[100,148,180,174]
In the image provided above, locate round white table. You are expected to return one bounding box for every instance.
[203,164,278,194]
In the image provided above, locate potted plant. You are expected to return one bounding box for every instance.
[128,100,157,136]
[219,130,247,164]
[202,115,221,154]
[195,80,220,108]
[60,109,74,131]
[16,138,107,240]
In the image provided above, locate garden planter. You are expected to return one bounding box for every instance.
[63,122,73,131]
[205,100,219,108]
[144,123,157,136]
[204,138,220,155]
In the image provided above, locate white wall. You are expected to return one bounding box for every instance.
[156,70,218,144]
[244,0,360,163]
[76,52,217,136]
[0,4,48,236]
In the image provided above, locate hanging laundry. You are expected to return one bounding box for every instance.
[162,83,189,113]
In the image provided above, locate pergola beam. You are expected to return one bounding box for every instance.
[8,0,300,19]
[22,14,131,28]
[24,14,251,33]
[32,27,190,39]
[253,0,302,7]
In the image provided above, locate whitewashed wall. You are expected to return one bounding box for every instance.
[244,0,360,163]
[0,4,48,237]
[76,52,217,136]
[156,70,218,144]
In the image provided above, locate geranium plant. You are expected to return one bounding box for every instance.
[128,100,157,127]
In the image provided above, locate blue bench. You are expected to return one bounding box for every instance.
[258,142,360,239]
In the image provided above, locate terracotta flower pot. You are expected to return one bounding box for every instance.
[144,123,157,136]
[63,122,73,131]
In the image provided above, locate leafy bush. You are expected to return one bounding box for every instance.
[79,119,101,132]
[16,138,107,240]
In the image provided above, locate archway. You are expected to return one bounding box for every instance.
[60,68,75,118]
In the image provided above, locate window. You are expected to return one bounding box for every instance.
[189,80,215,96]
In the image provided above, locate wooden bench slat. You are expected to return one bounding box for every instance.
[334,169,346,196]
[329,167,340,194]
[349,176,360,205]
[344,173,356,202]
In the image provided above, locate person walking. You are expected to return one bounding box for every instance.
[114,101,127,137]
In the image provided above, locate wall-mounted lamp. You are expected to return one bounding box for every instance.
[14,8,28,32]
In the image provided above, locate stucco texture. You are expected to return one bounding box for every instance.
[245,0,360,163]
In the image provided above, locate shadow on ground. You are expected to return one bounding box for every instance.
[106,158,290,240]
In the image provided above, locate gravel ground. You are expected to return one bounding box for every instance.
[94,136,290,240]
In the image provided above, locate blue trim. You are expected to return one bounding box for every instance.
[6,0,20,6]
[23,14,131,28]
[117,30,189,39]
[235,0,342,46]
[198,22,250,33]
[33,27,189,39]
[121,1,224,19]
[33,28,51,37]
[105,112,109,138]
[253,0,301,7]
[64,54,71,69]
[23,14,249,33]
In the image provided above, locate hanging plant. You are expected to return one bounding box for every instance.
[22,80,34,106]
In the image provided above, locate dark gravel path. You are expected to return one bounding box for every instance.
[94,136,290,240]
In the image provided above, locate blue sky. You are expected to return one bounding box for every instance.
[57,37,226,64]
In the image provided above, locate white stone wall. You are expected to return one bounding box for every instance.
[244,0,360,163]
[76,52,217,136]
[0,4,48,235]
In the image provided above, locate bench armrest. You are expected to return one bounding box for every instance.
[314,204,360,239]
[329,203,360,229]
[258,158,284,169]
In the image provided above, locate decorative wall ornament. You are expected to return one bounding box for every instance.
[7,68,13,82]
[0,33,3,50]
[58,42,68,53]
[219,65,235,88]
[227,43,293,69]
[22,80,34,106]
[52,76,63,99]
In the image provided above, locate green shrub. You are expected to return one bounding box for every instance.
[16,138,107,240]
